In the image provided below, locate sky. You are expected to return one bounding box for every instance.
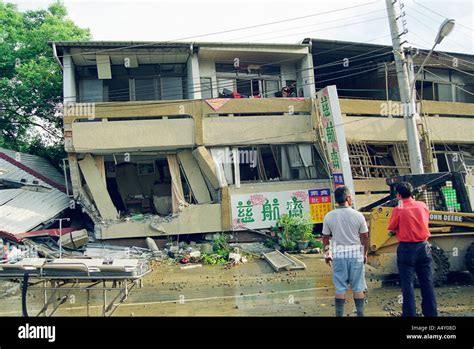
[8,0,474,54]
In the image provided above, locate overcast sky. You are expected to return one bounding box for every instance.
[9,0,474,54]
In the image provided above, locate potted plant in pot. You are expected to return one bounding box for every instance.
[273,215,314,252]
[295,217,313,250]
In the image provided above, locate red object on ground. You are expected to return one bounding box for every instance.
[0,227,81,243]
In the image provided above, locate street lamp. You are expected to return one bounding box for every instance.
[435,19,456,45]
[410,19,456,98]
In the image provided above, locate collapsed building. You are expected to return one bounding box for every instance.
[51,39,474,240]
[52,41,335,239]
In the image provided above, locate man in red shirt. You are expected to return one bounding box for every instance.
[388,182,438,317]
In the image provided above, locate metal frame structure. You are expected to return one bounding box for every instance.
[22,277,143,317]
[0,258,150,317]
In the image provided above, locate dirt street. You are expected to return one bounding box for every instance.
[0,255,473,316]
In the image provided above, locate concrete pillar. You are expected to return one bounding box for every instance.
[63,53,76,104]
[300,53,316,98]
[187,53,202,100]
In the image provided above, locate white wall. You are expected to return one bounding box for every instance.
[187,53,201,99]
[63,54,76,103]
[298,53,316,98]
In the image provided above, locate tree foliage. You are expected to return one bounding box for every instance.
[0,1,90,167]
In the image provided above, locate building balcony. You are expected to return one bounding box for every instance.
[63,98,317,153]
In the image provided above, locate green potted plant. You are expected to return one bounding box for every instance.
[295,217,313,250]
[273,215,314,251]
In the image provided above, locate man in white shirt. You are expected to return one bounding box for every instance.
[322,186,369,317]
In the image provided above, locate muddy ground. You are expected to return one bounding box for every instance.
[0,255,472,316]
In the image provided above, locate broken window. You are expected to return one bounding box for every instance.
[435,151,469,173]
[348,141,410,178]
[228,144,326,183]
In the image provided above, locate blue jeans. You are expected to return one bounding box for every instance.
[397,241,438,317]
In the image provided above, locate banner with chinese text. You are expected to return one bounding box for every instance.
[231,189,331,230]
[316,85,356,208]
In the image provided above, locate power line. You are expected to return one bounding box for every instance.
[423,68,474,96]
[406,13,472,52]
[1,45,397,108]
[408,33,474,69]
[1,61,395,114]
[227,7,388,42]
[251,16,388,43]
[0,2,380,67]
[412,0,474,33]
[53,46,395,102]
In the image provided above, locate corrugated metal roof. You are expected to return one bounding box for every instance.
[0,188,70,234]
[0,151,70,235]
[50,40,308,50]
[0,147,66,189]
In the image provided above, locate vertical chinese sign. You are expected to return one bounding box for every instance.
[308,188,332,223]
[231,189,331,230]
[316,85,356,208]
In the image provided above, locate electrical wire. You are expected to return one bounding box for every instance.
[48,46,395,102]
[406,13,472,52]
[0,2,380,66]
[412,0,474,33]
[226,7,389,42]
[2,60,394,115]
[251,16,389,43]
[2,55,396,108]
[423,68,474,96]
[408,32,474,69]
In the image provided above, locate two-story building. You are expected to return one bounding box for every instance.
[52,40,333,239]
[53,38,474,240]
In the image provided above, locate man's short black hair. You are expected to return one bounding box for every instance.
[396,182,413,199]
[334,186,351,205]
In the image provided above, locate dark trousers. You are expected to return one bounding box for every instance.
[397,241,438,317]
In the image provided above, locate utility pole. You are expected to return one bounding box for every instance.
[385,0,424,174]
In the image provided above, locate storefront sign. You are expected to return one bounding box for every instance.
[231,189,331,230]
[316,85,356,207]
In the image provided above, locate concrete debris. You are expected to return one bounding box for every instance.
[145,237,160,255]
[0,281,20,298]
[23,238,81,259]
[0,241,38,262]
[263,250,306,272]
[58,229,89,250]
[229,253,247,265]
[180,264,202,270]
[189,251,201,258]
[84,243,158,260]
[229,242,273,256]
[283,252,306,270]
